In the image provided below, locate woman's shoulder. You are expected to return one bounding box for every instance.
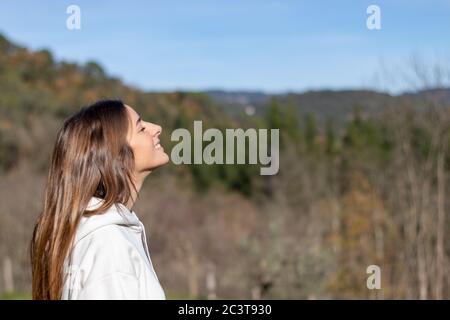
[78,225,142,259]
[70,225,144,278]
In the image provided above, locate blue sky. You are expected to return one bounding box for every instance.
[0,0,449,93]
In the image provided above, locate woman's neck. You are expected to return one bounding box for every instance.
[124,174,145,211]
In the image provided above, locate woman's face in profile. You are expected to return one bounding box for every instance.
[125,105,170,173]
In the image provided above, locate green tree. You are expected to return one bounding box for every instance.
[304,113,317,152]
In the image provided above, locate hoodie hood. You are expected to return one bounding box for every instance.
[63,196,166,299]
[74,196,142,246]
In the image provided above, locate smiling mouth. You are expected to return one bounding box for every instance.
[154,140,163,150]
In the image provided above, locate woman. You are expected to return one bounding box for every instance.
[30,99,169,300]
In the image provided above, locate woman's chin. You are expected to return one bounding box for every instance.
[161,152,170,165]
[151,153,170,169]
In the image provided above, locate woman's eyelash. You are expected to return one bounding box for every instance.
[140,127,145,132]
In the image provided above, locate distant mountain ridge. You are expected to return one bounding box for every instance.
[1,31,448,131]
[204,88,450,125]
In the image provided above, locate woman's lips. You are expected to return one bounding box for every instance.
[154,140,163,150]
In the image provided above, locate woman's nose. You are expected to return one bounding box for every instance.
[152,123,162,136]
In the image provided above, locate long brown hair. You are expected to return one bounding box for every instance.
[30,99,138,299]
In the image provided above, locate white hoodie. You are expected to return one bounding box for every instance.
[61,196,166,300]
